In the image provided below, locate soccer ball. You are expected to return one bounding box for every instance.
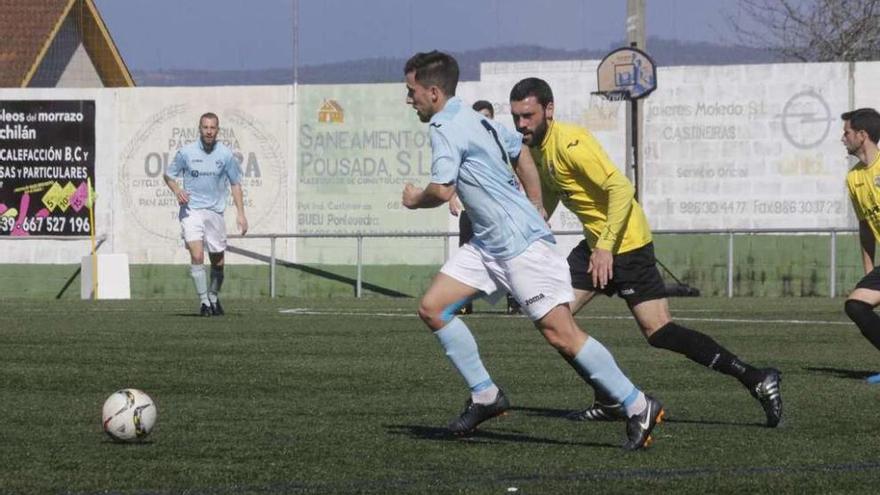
[101,388,158,441]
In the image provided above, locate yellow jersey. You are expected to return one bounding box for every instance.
[530,120,652,254]
[846,152,880,241]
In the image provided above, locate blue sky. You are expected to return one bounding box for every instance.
[95,0,743,71]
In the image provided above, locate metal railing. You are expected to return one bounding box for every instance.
[230,227,859,299]
[648,227,858,298]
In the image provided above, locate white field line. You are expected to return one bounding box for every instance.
[278,308,851,326]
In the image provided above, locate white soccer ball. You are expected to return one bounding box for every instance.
[101,388,158,441]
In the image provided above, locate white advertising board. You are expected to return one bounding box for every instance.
[642,63,852,230]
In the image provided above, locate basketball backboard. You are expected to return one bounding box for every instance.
[595,46,657,100]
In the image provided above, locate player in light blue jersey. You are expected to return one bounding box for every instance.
[401,51,663,450]
[163,112,248,317]
[450,100,521,316]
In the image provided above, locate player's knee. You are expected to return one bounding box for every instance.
[416,301,435,325]
[845,299,873,322]
[542,330,567,352]
[539,324,580,356]
[417,300,449,329]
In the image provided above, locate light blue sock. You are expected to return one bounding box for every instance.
[434,317,494,393]
[572,337,639,406]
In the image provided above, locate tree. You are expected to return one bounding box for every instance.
[727,0,880,62]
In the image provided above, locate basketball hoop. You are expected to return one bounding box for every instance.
[595,47,657,100]
[593,46,658,206]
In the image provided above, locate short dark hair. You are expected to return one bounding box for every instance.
[509,77,554,107]
[403,51,459,96]
[199,112,219,126]
[471,100,494,117]
[842,108,880,143]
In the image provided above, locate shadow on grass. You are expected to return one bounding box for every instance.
[510,405,578,419]
[227,245,412,298]
[173,313,245,318]
[385,424,616,448]
[516,406,767,428]
[101,439,155,446]
[804,366,877,380]
[662,417,767,428]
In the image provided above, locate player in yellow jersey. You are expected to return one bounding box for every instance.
[509,77,782,427]
[841,108,880,383]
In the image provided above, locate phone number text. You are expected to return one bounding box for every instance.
[676,200,844,215]
[0,216,91,234]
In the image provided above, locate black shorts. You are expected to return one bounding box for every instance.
[568,240,667,306]
[856,266,880,291]
[458,211,474,247]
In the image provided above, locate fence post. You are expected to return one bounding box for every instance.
[727,232,734,298]
[270,237,276,298]
[356,235,363,298]
[830,230,837,298]
[443,234,449,263]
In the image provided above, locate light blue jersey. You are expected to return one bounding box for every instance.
[430,97,553,259]
[165,140,241,214]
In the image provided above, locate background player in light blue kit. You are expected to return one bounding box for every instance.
[163,112,248,317]
[401,50,663,450]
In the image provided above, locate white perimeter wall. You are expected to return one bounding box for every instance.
[2,60,876,265]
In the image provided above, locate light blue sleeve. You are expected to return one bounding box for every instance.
[429,124,461,185]
[165,150,186,177]
[224,152,242,185]
[495,121,524,160]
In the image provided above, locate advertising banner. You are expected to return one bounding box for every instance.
[115,87,289,263]
[642,63,851,230]
[297,84,445,264]
[0,100,95,236]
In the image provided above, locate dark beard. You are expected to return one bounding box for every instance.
[530,120,549,148]
[201,138,216,154]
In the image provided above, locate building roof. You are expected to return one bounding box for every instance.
[0,0,134,87]
[319,99,344,112]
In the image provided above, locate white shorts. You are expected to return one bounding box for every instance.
[179,207,227,253]
[440,239,574,321]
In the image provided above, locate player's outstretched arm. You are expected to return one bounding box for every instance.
[402,182,455,210]
[588,174,634,289]
[448,193,464,216]
[598,173,635,249]
[511,150,547,219]
[230,183,248,235]
[163,174,188,205]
